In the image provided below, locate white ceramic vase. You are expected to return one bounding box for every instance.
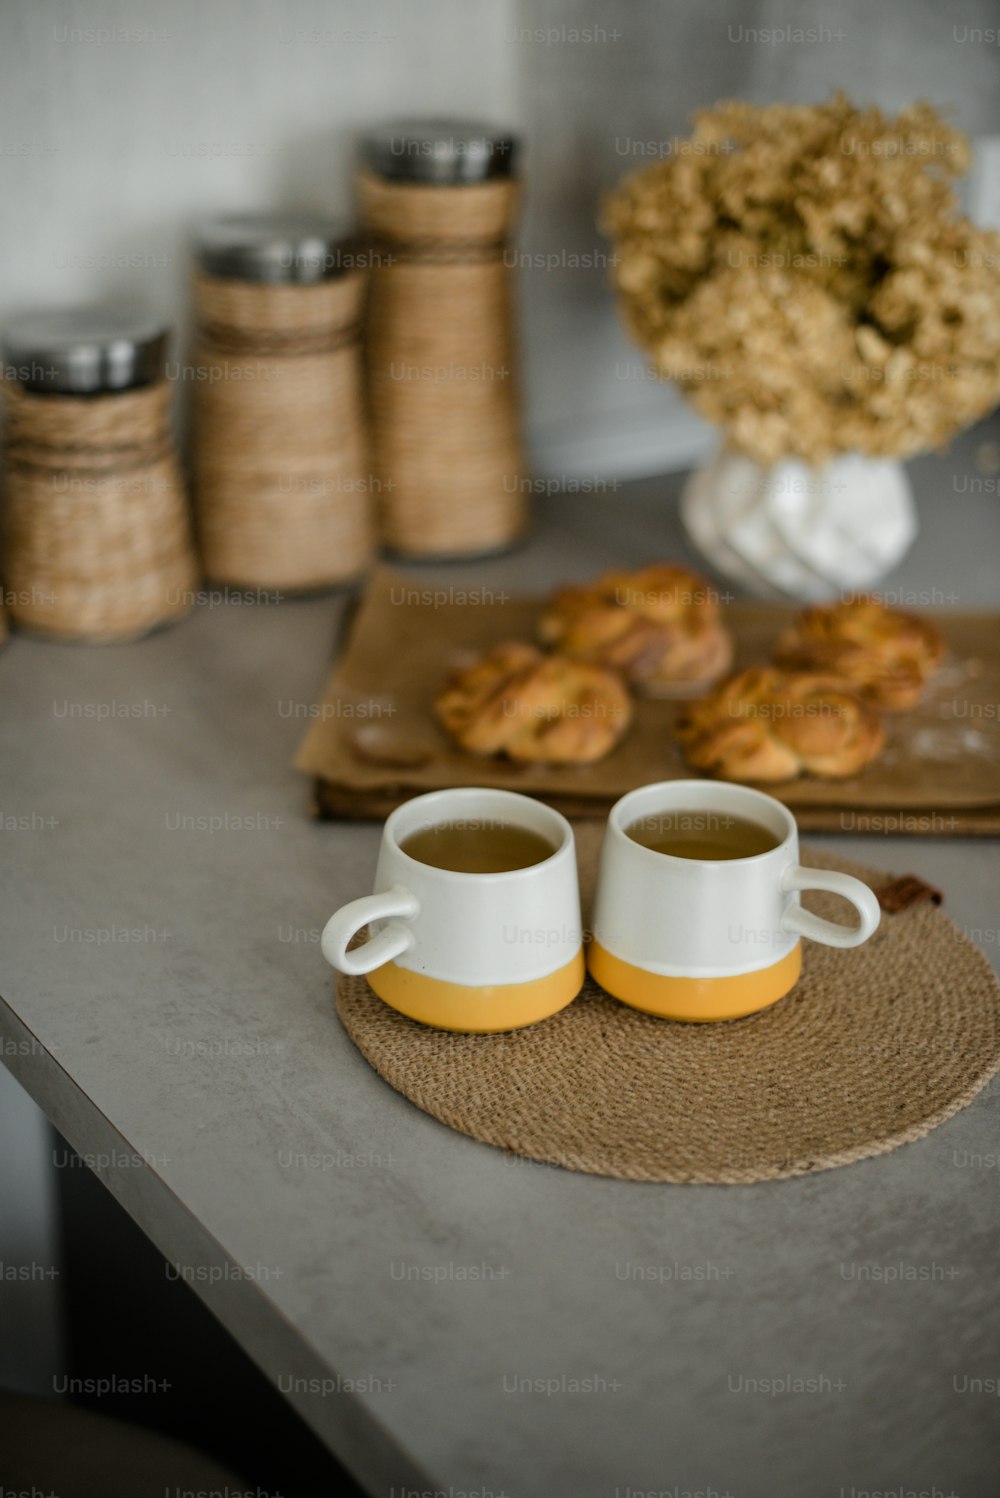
[680,447,918,600]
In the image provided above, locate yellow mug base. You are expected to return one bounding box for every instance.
[587,941,802,1023]
[367,950,585,1033]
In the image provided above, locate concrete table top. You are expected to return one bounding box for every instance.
[2,435,999,1498]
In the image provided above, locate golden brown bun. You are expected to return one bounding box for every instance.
[675,666,886,782]
[774,598,944,712]
[538,563,732,696]
[434,642,632,764]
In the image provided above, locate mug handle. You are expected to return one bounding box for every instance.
[779,865,881,949]
[321,885,420,976]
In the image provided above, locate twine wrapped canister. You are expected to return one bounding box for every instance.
[1,308,197,643]
[192,215,375,591]
[359,120,528,558]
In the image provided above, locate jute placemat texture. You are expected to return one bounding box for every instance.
[335,826,1000,1183]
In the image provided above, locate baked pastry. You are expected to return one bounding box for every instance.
[675,666,885,782]
[538,563,732,696]
[434,642,632,764]
[774,598,944,711]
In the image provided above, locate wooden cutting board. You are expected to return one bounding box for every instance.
[296,567,1000,835]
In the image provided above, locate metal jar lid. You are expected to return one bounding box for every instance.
[195,213,358,283]
[360,119,518,185]
[1,306,169,395]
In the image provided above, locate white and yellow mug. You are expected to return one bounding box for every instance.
[322,788,585,1032]
[588,780,881,1023]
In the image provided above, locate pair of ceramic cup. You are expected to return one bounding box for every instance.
[322,781,881,1031]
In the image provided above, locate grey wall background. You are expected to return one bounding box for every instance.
[2,0,1000,1395]
[0,0,519,357]
[3,0,1000,483]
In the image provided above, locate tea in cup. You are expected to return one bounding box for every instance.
[322,788,585,1032]
[588,780,880,1022]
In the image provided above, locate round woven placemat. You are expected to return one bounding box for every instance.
[335,827,1000,1183]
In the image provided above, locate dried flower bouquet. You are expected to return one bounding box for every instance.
[604,95,1000,466]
